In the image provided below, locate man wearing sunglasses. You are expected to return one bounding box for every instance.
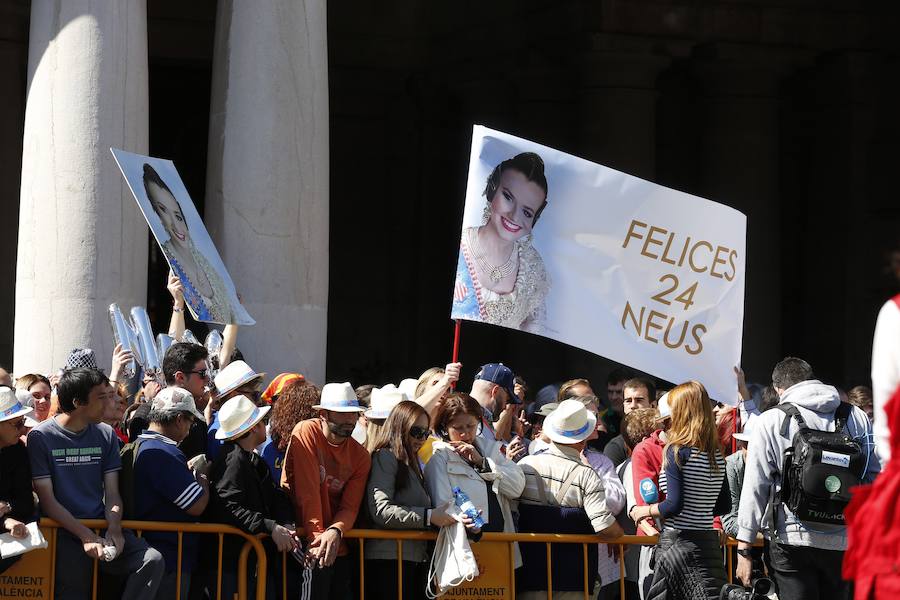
[155,342,212,461]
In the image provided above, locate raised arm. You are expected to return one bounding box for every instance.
[415,363,460,416]
[167,271,186,341]
[219,324,239,370]
[109,343,134,385]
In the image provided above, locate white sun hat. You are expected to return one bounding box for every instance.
[398,378,418,402]
[0,386,34,423]
[215,395,270,440]
[364,384,409,420]
[213,360,265,399]
[313,382,366,413]
[543,399,597,445]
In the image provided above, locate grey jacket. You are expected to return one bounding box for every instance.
[365,448,432,562]
[720,451,744,538]
[736,380,881,549]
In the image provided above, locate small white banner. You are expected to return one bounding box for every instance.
[451,126,746,404]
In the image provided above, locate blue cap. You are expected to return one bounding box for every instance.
[475,363,519,404]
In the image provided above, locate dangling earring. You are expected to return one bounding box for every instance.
[482,204,492,225]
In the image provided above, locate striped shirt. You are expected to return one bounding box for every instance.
[517,442,617,533]
[658,446,726,531]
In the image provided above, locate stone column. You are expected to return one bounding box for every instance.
[15,1,149,375]
[578,34,671,179]
[691,43,806,381]
[205,0,329,383]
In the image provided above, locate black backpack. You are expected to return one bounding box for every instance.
[119,438,143,520]
[777,402,865,524]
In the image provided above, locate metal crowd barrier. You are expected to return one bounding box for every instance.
[21,520,761,600]
[35,519,267,600]
[254,529,764,600]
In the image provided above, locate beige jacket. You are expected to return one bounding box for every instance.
[424,437,525,567]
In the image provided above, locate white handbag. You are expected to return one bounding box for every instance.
[425,517,479,598]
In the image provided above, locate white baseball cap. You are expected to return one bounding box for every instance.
[732,416,756,442]
[152,387,204,421]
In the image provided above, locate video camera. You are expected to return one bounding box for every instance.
[719,578,774,600]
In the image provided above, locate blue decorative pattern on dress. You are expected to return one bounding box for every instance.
[170,257,213,321]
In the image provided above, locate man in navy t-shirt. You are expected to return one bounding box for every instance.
[27,368,164,600]
[134,387,210,599]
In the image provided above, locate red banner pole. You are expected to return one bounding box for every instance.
[451,320,461,389]
[732,407,740,454]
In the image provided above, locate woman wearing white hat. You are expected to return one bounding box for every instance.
[0,387,37,573]
[208,395,296,599]
[362,385,408,452]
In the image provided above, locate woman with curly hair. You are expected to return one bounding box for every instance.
[259,380,318,481]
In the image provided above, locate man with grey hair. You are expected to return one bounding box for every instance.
[133,387,210,600]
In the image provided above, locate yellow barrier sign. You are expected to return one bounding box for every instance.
[0,527,53,598]
[441,541,512,600]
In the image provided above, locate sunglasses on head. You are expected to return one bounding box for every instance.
[409,426,430,441]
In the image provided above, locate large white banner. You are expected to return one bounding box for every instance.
[451,126,745,404]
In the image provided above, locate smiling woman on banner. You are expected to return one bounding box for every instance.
[453,152,550,332]
[142,163,234,323]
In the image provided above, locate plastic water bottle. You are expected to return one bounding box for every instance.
[453,487,486,529]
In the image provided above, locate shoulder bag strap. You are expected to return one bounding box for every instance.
[775,403,806,437]
[833,401,853,433]
[554,463,582,505]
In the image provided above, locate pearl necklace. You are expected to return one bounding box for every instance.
[468,228,517,283]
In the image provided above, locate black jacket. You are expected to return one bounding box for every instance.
[0,441,35,530]
[209,441,293,536]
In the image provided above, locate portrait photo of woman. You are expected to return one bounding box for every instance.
[111,147,253,326]
[142,164,235,323]
[452,152,550,332]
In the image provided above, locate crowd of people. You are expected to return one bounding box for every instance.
[0,275,893,600]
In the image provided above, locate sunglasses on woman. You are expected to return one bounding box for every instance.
[409,426,430,441]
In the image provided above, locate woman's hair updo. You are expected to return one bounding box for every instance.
[483,152,549,226]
